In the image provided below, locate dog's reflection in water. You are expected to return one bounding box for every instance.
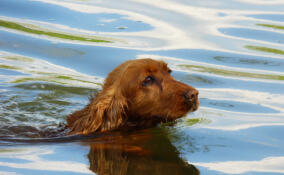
[85,128,199,175]
[0,122,199,175]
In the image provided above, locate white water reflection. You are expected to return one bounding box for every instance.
[0,172,18,175]
[0,51,103,88]
[195,88,284,131]
[2,0,281,59]
[192,108,284,131]
[0,147,92,174]
[34,0,189,50]
[193,156,284,174]
[234,0,284,5]
[1,1,284,175]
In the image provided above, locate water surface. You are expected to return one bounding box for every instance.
[1,0,284,174]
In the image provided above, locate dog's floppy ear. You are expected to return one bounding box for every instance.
[67,87,128,135]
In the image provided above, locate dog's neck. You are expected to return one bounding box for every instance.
[119,115,174,132]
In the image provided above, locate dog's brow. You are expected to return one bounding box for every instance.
[146,67,158,73]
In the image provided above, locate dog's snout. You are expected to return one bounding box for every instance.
[183,89,198,103]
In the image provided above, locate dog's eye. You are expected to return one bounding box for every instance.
[168,69,172,74]
[142,76,155,86]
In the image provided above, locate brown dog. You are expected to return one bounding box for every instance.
[67,58,199,135]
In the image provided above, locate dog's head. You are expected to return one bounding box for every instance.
[68,58,199,134]
[104,58,199,122]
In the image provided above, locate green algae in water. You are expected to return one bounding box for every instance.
[185,118,211,126]
[11,77,68,85]
[15,83,96,96]
[0,148,26,153]
[179,64,284,80]
[4,55,34,62]
[0,19,112,43]
[54,75,103,86]
[0,64,21,70]
[11,75,103,87]
[0,55,103,87]
[257,23,284,30]
[245,45,284,55]
[213,56,279,66]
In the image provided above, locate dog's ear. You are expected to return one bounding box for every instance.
[68,88,128,135]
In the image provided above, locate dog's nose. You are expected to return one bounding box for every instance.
[183,89,198,103]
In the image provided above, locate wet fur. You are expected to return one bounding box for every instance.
[67,58,199,135]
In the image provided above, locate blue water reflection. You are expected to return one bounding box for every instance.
[219,27,284,44]
[248,14,284,22]
[1,0,284,175]
[201,98,279,113]
[0,30,137,77]
[0,0,152,32]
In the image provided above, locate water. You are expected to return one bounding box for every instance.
[0,0,284,174]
